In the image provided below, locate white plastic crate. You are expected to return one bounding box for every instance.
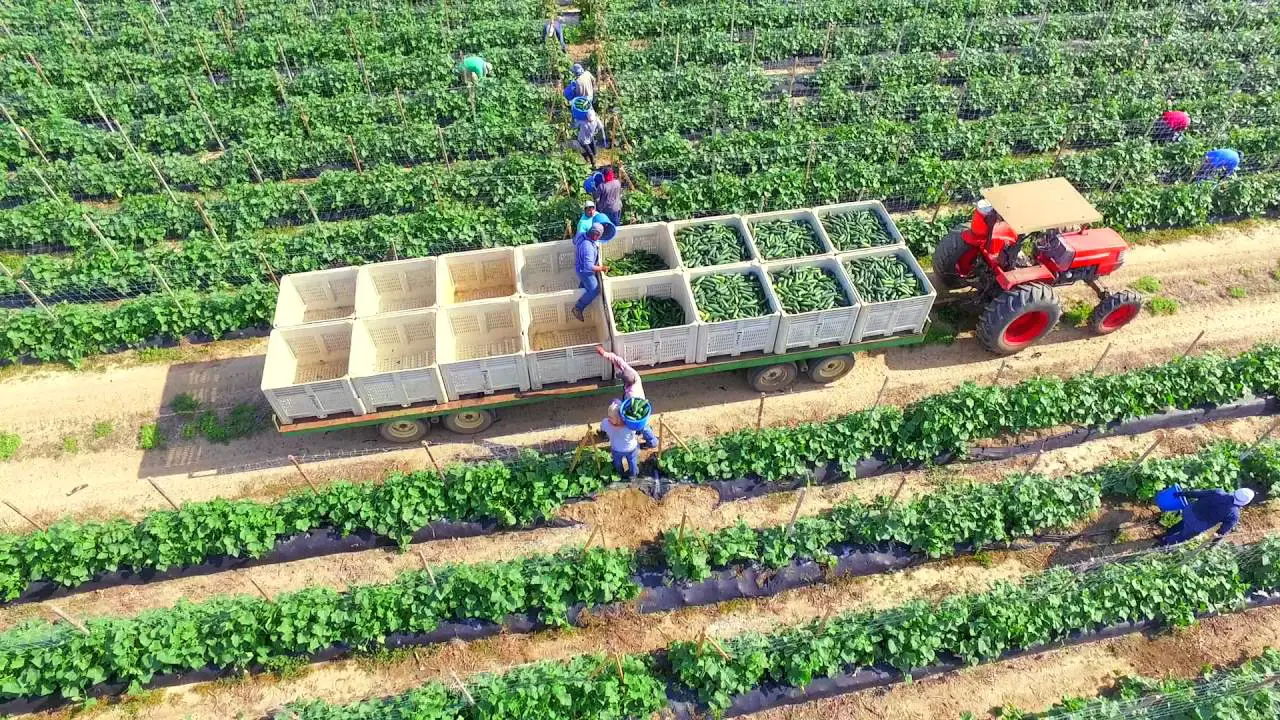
[811,200,906,252]
[436,298,530,398]
[516,240,580,295]
[603,270,700,367]
[438,247,519,305]
[840,247,937,341]
[261,321,365,423]
[743,209,834,261]
[354,257,437,316]
[764,256,862,354]
[687,263,781,363]
[522,292,613,389]
[600,222,681,276]
[348,309,447,412]
[669,215,756,267]
[273,267,358,328]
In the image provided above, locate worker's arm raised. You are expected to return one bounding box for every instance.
[595,345,643,397]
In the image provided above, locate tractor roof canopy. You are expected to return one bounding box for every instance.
[981,177,1103,235]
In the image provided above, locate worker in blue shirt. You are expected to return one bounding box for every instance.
[576,199,616,236]
[1194,148,1240,182]
[1159,487,1255,546]
[572,222,613,321]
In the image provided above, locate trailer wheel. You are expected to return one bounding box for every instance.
[442,409,494,435]
[378,419,428,443]
[807,354,856,384]
[748,362,799,393]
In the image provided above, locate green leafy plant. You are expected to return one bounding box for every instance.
[169,393,200,414]
[60,437,78,454]
[1061,299,1092,326]
[1130,275,1162,293]
[0,432,19,461]
[1147,295,1180,315]
[135,423,164,450]
[611,297,685,332]
[91,421,113,440]
[1228,286,1248,298]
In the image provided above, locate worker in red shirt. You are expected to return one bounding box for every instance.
[1152,110,1190,143]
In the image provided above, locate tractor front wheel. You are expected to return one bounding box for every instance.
[977,283,1061,355]
[930,226,972,290]
[1088,290,1143,335]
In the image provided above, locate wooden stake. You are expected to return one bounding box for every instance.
[73,0,96,37]
[239,571,271,600]
[803,139,817,184]
[215,10,235,49]
[1,262,55,317]
[195,40,216,84]
[755,393,766,430]
[786,489,807,534]
[150,0,170,25]
[931,180,952,222]
[583,524,601,550]
[993,358,1009,385]
[569,424,595,472]
[288,455,320,493]
[889,475,909,504]
[393,86,407,123]
[193,199,223,246]
[821,22,835,60]
[30,166,57,200]
[298,108,312,137]
[1241,418,1280,461]
[451,671,475,705]
[82,213,119,260]
[144,155,180,203]
[421,440,443,475]
[704,634,730,660]
[676,511,687,542]
[1026,441,1047,473]
[277,39,294,81]
[299,189,322,227]
[274,70,290,104]
[147,261,184,312]
[663,419,691,452]
[242,149,264,183]
[24,53,51,87]
[873,375,890,407]
[436,125,450,167]
[49,605,90,635]
[1181,329,1206,358]
[1132,438,1164,468]
[3,501,43,531]
[673,34,681,68]
[1091,341,1113,374]
[346,135,363,173]
[416,550,438,585]
[146,477,180,510]
[614,654,626,684]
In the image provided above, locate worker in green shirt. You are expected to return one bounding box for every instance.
[457,55,492,84]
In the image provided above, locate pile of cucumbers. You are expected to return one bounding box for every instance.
[822,209,895,251]
[607,250,667,276]
[844,255,923,302]
[676,223,748,267]
[750,219,824,260]
[611,297,685,332]
[691,272,771,322]
[770,266,849,314]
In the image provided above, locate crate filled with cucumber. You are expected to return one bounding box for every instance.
[813,201,904,251]
[838,246,935,340]
[764,257,861,353]
[672,216,754,267]
[689,265,781,362]
[745,209,833,260]
[601,222,681,277]
[604,271,700,366]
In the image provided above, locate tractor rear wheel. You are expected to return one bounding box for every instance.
[1088,290,1143,335]
[931,225,972,290]
[977,283,1061,355]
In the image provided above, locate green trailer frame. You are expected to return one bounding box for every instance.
[276,329,927,441]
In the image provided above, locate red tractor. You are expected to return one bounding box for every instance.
[931,177,1143,355]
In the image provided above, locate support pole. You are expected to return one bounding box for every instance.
[755,393,766,431]
[195,40,216,84]
[242,149,264,183]
[451,671,475,705]
[1241,418,1280,461]
[421,440,443,475]
[786,489,807,534]
[3,500,43,531]
[185,80,225,150]
[1,261,54,318]
[873,375,890,407]
[192,199,224,248]
[49,606,90,635]
[146,477,180,510]
[1,104,49,163]
[288,455,320,493]
[1181,329,1206,359]
[346,135,363,173]
[299,189,322,227]
[1091,341,1113,374]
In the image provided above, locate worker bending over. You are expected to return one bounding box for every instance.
[585,167,623,225]
[595,346,656,480]
[570,63,595,101]
[1159,487,1255,546]
[1195,148,1240,181]
[575,106,606,167]
[457,55,491,84]
[1152,110,1190,143]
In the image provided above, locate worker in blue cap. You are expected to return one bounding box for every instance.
[1194,148,1240,182]
[1159,487,1255,546]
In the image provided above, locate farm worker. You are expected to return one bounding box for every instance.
[1151,110,1190,143]
[576,198,617,236]
[543,17,566,51]
[570,63,596,101]
[1158,487,1255,546]
[1194,148,1240,182]
[572,222,610,322]
[594,345,656,480]
[585,167,623,225]
[456,55,491,84]
[575,106,606,167]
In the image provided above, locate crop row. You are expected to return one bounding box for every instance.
[596,4,1275,71]
[5,437,1277,702]
[283,536,1280,719]
[0,345,1274,598]
[0,11,556,93]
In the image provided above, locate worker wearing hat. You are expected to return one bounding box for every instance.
[594,346,655,480]
[572,218,615,321]
[570,63,595,102]
[1159,486,1256,546]
[576,199,616,236]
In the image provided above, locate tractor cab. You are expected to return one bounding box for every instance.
[932,178,1143,355]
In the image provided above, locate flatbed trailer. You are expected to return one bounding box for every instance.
[276,328,928,442]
